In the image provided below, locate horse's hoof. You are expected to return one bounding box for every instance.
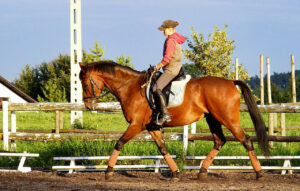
[256,171,264,181]
[171,171,180,182]
[105,171,114,181]
[198,172,207,181]
[198,168,208,181]
[171,176,180,182]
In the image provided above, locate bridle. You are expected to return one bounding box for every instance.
[83,70,105,101]
[82,69,142,103]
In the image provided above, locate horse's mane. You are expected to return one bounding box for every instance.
[87,60,142,76]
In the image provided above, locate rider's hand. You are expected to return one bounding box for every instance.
[155,62,165,70]
[148,66,157,73]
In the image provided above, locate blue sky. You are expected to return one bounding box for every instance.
[1,0,299,82]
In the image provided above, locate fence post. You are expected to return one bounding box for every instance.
[2,98,9,151]
[183,125,189,155]
[291,54,296,103]
[266,57,274,146]
[235,57,239,80]
[190,122,196,148]
[55,111,60,134]
[60,111,64,129]
[260,54,264,105]
[280,104,286,147]
[11,111,17,151]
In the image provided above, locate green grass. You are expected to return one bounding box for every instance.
[0,111,300,169]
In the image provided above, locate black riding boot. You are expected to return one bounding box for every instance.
[153,89,171,126]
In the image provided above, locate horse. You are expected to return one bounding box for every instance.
[79,60,270,181]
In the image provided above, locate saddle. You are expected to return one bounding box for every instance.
[145,67,191,110]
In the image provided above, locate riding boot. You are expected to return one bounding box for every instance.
[153,89,171,126]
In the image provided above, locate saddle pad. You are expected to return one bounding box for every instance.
[167,75,191,108]
[146,74,191,109]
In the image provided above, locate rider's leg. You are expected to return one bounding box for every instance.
[152,72,176,125]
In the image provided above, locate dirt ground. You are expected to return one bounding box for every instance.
[0,170,299,191]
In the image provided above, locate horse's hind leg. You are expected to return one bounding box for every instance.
[228,124,264,180]
[198,113,226,180]
[148,129,179,182]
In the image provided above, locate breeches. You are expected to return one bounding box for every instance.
[152,72,176,92]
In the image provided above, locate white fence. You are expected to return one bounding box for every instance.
[52,155,176,173]
[0,152,39,172]
[184,156,300,175]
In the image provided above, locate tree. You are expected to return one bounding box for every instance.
[183,25,250,81]
[14,41,133,102]
[83,41,105,63]
[14,65,39,99]
[37,78,67,102]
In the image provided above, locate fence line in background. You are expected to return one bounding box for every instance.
[2,101,300,151]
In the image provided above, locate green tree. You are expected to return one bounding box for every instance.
[183,25,250,81]
[14,41,133,102]
[14,65,39,99]
[116,55,133,68]
[83,41,105,63]
[37,78,67,102]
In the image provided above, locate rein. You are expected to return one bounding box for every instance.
[83,69,142,101]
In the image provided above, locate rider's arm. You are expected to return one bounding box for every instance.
[155,39,176,70]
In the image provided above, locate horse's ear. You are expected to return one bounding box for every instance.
[79,62,84,68]
[79,62,86,73]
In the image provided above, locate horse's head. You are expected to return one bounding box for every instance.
[79,63,105,110]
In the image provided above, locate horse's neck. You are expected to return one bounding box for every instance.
[102,71,142,100]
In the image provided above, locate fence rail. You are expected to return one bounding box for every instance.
[5,102,300,113]
[2,101,300,151]
[1,133,300,143]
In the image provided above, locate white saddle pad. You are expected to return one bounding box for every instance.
[167,75,191,108]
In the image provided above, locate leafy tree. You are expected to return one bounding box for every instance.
[14,65,39,99]
[83,41,105,63]
[183,25,250,81]
[37,78,67,102]
[14,41,133,102]
[116,55,133,68]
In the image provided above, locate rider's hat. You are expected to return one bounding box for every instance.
[158,20,179,31]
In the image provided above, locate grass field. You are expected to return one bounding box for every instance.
[0,111,300,169]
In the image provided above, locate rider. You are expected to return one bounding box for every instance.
[149,19,186,126]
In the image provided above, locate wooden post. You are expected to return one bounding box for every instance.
[55,111,60,134]
[266,57,274,146]
[59,111,64,129]
[2,98,9,151]
[291,54,296,103]
[190,122,196,147]
[11,111,17,151]
[280,105,286,147]
[260,54,264,105]
[267,57,272,104]
[183,125,189,155]
[235,57,239,80]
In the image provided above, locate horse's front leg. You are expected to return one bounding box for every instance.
[148,129,180,182]
[105,123,143,180]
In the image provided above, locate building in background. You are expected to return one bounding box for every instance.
[0,75,36,108]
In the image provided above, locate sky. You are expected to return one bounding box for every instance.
[0,0,300,82]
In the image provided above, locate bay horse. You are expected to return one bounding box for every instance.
[79,61,270,181]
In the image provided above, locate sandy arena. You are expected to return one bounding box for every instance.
[0,170,299,191]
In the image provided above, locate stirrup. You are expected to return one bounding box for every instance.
[155,114,171,126]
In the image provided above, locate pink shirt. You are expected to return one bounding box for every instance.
[161,32,186,65]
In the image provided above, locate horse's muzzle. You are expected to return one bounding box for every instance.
[84,100,98,111]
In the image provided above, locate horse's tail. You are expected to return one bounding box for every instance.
[234,80,271,156]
